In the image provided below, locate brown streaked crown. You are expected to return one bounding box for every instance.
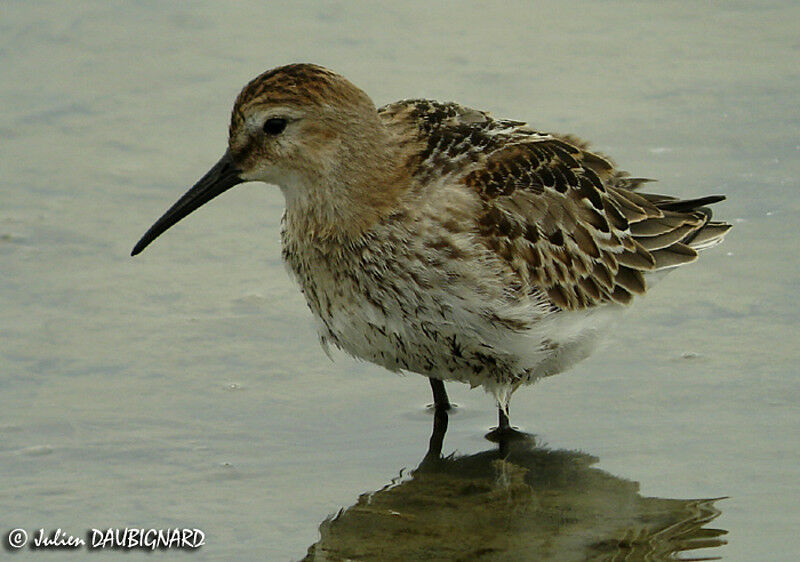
[229,63,375,136]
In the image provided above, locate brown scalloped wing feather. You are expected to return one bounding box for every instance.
[468,138,730,310]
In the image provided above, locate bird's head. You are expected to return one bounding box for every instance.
[132,63,397,256]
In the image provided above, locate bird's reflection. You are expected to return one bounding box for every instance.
[303,410,727,561]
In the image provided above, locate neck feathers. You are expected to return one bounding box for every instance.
[281,122,411,245]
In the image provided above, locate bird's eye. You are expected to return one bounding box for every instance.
[263,118,288,135]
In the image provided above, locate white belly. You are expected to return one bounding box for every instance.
[282,224,624,403]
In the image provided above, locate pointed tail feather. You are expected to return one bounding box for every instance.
[632,193,731,271]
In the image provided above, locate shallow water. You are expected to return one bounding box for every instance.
[2,2,799,560]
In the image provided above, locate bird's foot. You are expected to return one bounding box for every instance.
[484,425,531,444]
[485,406,532,444]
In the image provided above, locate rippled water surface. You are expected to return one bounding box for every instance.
[2,2,799,560]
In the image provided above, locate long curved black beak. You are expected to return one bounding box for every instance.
[131,152,243,256]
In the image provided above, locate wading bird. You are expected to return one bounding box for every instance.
[132,64,730,436]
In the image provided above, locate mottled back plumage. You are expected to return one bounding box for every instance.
[378,98,730,312]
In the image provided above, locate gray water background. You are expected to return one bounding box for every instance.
[2,2,799,560]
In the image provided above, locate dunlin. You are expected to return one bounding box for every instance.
[132,64,730,435]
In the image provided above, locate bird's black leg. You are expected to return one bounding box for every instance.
[486,402,528,444]
[429,378,451,410]
[420,404,449,468]
[498,406,511,432]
